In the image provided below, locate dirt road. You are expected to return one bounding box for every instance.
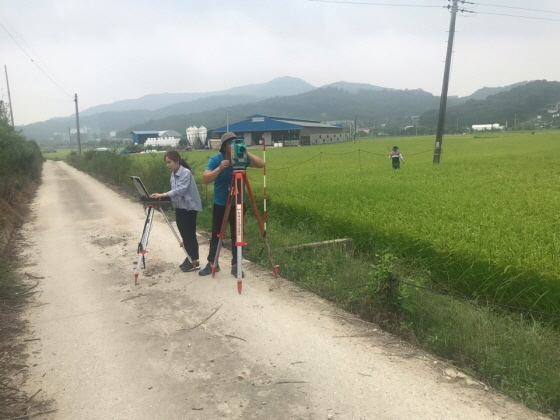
[19,160,547,420]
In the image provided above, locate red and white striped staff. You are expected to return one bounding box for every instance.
[262,138,268,233]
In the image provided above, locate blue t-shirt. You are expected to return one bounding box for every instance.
[206,153,251,205]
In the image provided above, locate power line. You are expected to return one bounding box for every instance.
[471,2,560,15]
[469,10,560,22]
[0,19,72,98]
[0,11,64,82]
[308,0,445,8]
[310,0,560,21]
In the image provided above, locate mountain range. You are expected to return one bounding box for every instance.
[20,76,559,143]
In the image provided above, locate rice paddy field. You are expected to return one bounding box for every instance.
[242,131,560,318]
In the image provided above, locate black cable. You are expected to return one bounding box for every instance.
[472,2,560,15]
[471,10,560,22]
[309,0,445,8]
[0,20,72,98]
[267,153,321,171]
[321,150,358,155]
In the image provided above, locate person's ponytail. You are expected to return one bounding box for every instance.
[180,158,191,171]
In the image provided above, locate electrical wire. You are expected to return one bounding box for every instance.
[469,10,560,22]
[471,2,560,15]
[310,0,560,22]
[0,18,72,98]
[0,11,65,85]
[308,0,445,8]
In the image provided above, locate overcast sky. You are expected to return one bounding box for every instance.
[1,0,559,125]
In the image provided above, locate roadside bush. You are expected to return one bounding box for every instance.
[0,121,43,250]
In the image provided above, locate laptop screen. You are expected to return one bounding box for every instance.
[131,176,150,198]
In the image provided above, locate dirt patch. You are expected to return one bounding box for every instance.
[90,235,128,248]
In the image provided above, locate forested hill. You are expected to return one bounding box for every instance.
[81,76,316,115]
[419,80,560,128]
[20,79,559,143]
[123,87,446,135]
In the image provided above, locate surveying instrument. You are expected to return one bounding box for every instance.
[212,138,279,293]
[131,176,195,285]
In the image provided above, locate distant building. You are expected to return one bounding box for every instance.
[130,130,182,146]
[471,124,503,131]
[211,114,349,148]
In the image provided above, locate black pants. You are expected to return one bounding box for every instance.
[175,209,199,260]
[207,203,244,266]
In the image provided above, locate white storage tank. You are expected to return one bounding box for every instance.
[186,126,198,144]
[197,126,207,144]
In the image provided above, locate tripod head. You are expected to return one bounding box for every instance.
[231,138,249,169]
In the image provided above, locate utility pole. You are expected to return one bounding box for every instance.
[354,115,357,142]
[5,65,14,127]
[74,93,82,155]
[433,0,459,164]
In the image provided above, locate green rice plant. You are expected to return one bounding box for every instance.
[249,133,560,319]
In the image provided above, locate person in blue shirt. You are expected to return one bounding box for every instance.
[150,151,202,272]
[199,132,265,277]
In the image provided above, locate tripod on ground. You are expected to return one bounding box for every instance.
[212,169,279,293]
[131,176,195,285]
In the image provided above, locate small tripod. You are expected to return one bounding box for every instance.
[212,169,279,293]
[131,176,195,285]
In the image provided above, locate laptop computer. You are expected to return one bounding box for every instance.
[131,176,171,203]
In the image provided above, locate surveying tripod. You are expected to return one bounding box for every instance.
[211,168,279,294]
[131,176,195,285]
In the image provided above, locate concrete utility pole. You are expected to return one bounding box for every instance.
[433,0,459,164]
[74,93,82,155]
[5,65,14,127]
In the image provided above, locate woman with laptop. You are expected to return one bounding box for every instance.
[150,151,202,272]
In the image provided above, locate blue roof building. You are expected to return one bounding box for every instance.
[211,115,349,147]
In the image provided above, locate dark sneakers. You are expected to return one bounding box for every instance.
[199,263,219,276]
[231,265,245,278]
[180,259,200,272]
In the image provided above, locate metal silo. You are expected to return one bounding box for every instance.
[186,126,198,145]
[197,126,207,146]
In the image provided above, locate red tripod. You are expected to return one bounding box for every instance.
[212,169,279,293]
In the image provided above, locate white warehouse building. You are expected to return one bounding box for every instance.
[144,130,182,147]
[472,123,503,131]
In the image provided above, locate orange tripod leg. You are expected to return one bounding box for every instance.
[212,176,235,277]
[244,176,279,277]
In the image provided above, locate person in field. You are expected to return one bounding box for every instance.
[389,145,405,169]
[198,132,265,277]
[150,151,202,272]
